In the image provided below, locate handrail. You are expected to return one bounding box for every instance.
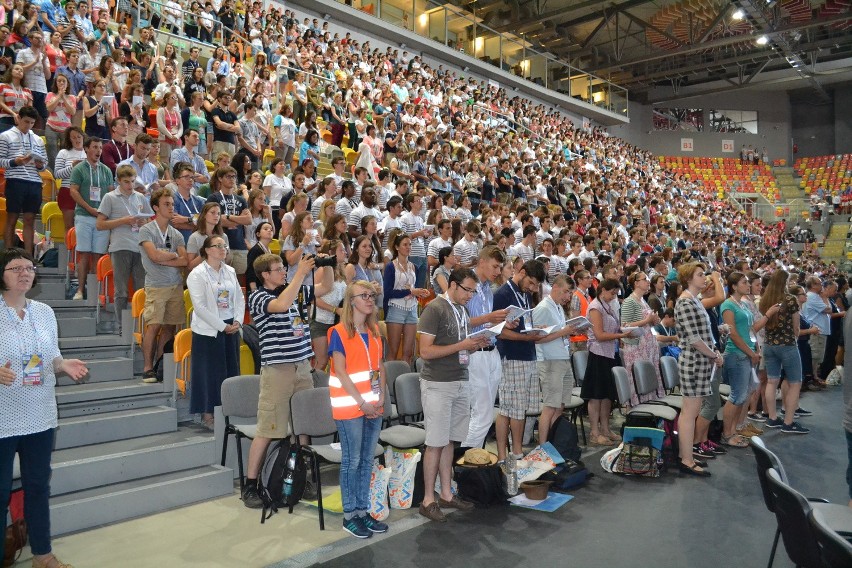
[472,103,554,149]
[276,64,336,85]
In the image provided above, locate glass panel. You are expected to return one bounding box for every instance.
[527,53,547,88]
[571,75,592,103]
[481,33,501,68]
[425,7,447,45]
[612,86,628,116]
[445,5,474,53]
[709,110,758,133]
[501,38,524,75]
[376,0,412,29]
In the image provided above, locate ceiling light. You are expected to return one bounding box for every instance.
[732,9,745,20]
[756,35,769,45]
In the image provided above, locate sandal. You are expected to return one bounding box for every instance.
[591,434,615,446]
[32,554,74,568]
[722,434,749,448]
[605,432,622,442]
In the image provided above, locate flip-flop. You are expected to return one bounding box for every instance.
[722,434,749,448]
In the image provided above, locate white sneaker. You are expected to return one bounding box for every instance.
[72,291,84,300]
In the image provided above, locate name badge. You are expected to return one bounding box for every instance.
[292,316,305,337]
[370,370,381,395]
[22,353,43,386]
[216,288,230,309]
[89,186,101,202]
[97,111,106,126]
[458,349,469,365]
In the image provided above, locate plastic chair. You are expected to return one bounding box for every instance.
[612,365,677,422]
[658,355,684,409]
[289,387,384,530]
[766,468,830,568]
[95,255,114,323]
[64,227,77,291]
[379,385,426,448]
[633,360,681,410]
[383,360,411,403]
[173,328,192,398]
[393,372,424,426]
[269,239,281,255]
[220,374,261,493]
[238,343,254,375]
[204,160,215,172]
[40,170,56,202]
[130,289,146,360]
[41,201,65,244]
[183,289,193,328]
[809,507,852,568]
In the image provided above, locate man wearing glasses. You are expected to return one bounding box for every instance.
[417,268,489,522]
[168,162,205,241]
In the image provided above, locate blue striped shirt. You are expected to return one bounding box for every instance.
[0,127,48,183]
[248,287,313,365]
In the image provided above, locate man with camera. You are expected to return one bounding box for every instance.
[241,251,335,508]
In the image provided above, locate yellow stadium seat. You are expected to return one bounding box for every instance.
[173,328,192,397]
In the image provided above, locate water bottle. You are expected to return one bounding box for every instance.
[282,451,296,501]
[503,454,519,496]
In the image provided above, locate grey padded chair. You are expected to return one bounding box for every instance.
[383,360,411,421]
[658,355,684,409]
[290,387,383,530]
[220,374,261,493]
[634,359,682,411]
[379,386,426,449]
[809,506,852,568]
[571,349,589,396]
[414,357,425,373]
[312,369,329,388]
[612,365,677,422]
[394,372,424,426]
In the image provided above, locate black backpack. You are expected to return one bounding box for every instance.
[258,439,307,523]
[454,464,508,508]
[550,415,582,463]
[240,324,261,374]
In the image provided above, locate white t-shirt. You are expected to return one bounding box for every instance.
[263,173,292,208]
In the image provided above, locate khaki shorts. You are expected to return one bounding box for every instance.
[229,249,248,275]
[538,359,574,408]
[420,379,469,448]
[256,360,313,439]
[143,285,185,326]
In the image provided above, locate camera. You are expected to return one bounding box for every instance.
[304,254,337,269]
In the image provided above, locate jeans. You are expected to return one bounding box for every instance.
[410,255,427,289]
[723,350,752,405]
[0,428,55,559]
[335,415,382,515]
[764,343,803,383]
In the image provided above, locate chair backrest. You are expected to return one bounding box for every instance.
[96,255,113,280]
[659,355,680,390]
[238,343,254,375]
[809,507,852,568]
[572,350,589,386]
[220,374,261,419]
[611,366,631,406]
[766,467,824,568]
[383,360,411,401]
[42,212,65,244]
[414,357,424,373]
[131,289,147,318]
[174,328,192,363]
[632,360,659,396]
[312,369,330,388]
[751,436,788,513]
[394,373,422,421]
[290,387,337,438]
[173,328,192,395]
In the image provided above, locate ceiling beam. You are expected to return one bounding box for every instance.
[697,5,733,44]
[490,0,655,34]
[581,8,614,49]
[621,10,685,47]
[589,11,852,73]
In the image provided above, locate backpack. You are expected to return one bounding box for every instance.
[240,324,261,374]
[258,439,307,523]
[549,415,581,463]
[539,459,591,491]
[454,464,508,508]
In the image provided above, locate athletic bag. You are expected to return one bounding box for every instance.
[549,415,582,463]
[258,439,307,523]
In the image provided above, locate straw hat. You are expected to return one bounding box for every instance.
[456,448,498,467]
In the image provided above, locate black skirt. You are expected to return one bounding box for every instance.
[579,350,622,401]
[189,320,240,414]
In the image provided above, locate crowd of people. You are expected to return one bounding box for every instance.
[0,0,850,554]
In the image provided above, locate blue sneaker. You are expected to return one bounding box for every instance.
[765,418,784,428]
[794,407,812,417]
[342,516,372,539]
[781,422,810,435]
[361,515,389,533]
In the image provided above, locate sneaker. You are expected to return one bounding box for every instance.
[418,501,446,522]
[780,422,810,435]
[765,418,785,428]
[361,515,389,533]
[342,516,372,539]
[794,407,813,417]
[704,440,727,455]
[241,483,263,509]
[749,411,768,423]
[141,370,158,384]
[693,443,715,459]
[72,291,84,300]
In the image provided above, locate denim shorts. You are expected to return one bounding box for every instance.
[722,350,753,406]
[764,344,803,383]
[385,304,418,325]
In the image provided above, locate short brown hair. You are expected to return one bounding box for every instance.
[253,253,284,284]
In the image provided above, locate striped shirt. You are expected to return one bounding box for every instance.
[248,287,313,365]
[453,237,480,267]
[0,127,48,183]
[400,211,426,257]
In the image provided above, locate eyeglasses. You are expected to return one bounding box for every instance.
[354,292,377,302]
[265,266,287,273]
[207,244,229,250]
[457,283,476,294]
[5,266,36,274]
[223,174,237,179]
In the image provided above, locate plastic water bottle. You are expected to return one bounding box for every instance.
[282,452,296,500]
[504,454,519,496]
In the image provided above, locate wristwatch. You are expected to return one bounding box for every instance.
[226,214,230,221]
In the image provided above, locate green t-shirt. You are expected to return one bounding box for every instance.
[720,298,756,355]
[70,161,115,217]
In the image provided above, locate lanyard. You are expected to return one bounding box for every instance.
[118,190,140,216]
[87,161,100,189]
[204,261,222,285]
[508,279,528,309]
[441,294,467,340]
[0,296,38,355]
[178,192,199,215]
[18,129,31,154]
[546,295,564,324]
[473,280,492,315]
[155,222,170,247]
[112,139,127,162]
[356,263,370,281]
[358,330,379,371]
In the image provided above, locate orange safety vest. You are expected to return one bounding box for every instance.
[327,323,382,420]
[570,290,590,343]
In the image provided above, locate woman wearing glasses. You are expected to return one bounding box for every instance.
[186,235,244,430]
[620,270,663,406]
[327,280,388,538]
[0,248,88,568]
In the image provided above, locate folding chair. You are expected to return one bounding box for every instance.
[289,387,384,530]
[809,506,852,568]
[173,328,192,398]
[393,372,424,426]
[95,255,114,323]
[64,228,78,291]
[659,355,684,409]
[220,374,261,494]
[379,386,426,449]
[131,289,146,361]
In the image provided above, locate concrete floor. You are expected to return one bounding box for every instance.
[14,385,848,568]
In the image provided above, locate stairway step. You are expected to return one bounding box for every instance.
[58,392,171,419]
[30,280,66,300]
[55,406,177,449]
[59,334,130,350]
[56,380,164,405]
[57,317,97,338]
[57,357,135,385]
[49,465,234,536]
[49,427,216,496]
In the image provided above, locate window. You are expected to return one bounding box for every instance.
[652,108,703,132]
[709,110,758,134]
